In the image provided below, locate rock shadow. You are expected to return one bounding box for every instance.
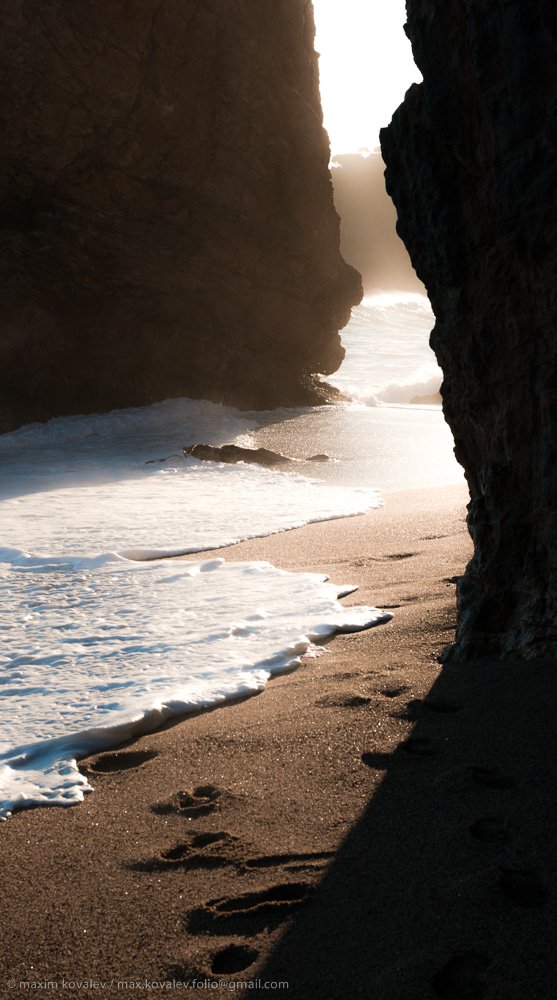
[251,655,557,999]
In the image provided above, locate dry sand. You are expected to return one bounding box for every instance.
[1,483,556,999]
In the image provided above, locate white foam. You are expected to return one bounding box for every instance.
[0,395,389,819]
[330,292,440,406]
[1,396,379,559]
[1,459,378,560]
[0,396,254,454]
[361,290,433,310]
[0,552,390,819]
[371,361,442,405]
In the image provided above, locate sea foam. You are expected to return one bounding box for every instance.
[1,463,378,560]
[369,360,442,406]
[0,396,387,820]
[0,396,379,558]
[329,292,441,406]
[0,551,390,819]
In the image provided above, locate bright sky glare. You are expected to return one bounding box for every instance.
[312,0,421,155]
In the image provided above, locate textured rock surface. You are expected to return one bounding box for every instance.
[0,0,360,431]
[381,1,557,659]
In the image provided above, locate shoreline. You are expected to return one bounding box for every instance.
[1,483,555,998]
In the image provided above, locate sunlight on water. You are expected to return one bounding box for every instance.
[0,294,462,821]
[0,396,387,819]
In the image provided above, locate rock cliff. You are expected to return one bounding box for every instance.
[381,1,557,659]
[0,0,360,431]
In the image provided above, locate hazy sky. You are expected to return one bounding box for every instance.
[312,0,421,155]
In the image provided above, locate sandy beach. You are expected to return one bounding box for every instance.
[1,482,555,999]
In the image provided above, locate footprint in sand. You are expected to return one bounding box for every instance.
[367,551,418,562]
[423,698,462,713]
[167,943,260,982]
[385,551,418,561]
[469,767,518,790]
[174,848,329,972]
[463,775,548,907]
[469,816,511,845]
[361,738,439,766]
[435,766,518,794]
[87,749,159,773]
[401,737,440,757]
[498,867,549,908]
[433,952,491,1000]
[186,882,313,935]
[316,694,373,709]
[361,751,392,770]
[152,784,222,817]
[379,684,411,699]
[132,831,241,873]
[243,849,334,873]
[391,697,462,721]
[134,833,334,877]
[211,944,259,975]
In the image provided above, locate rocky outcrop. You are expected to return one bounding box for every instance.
[184,443,293,466]
[183,443,329,465]
[382,1,557,659]
[0,0,360,432]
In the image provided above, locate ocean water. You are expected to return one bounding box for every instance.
[256,293,461,491]
[330,293,443,405]
[0,399,378,560]
[0,292,461,820]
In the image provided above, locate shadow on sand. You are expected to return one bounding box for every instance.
[254,655,557,999]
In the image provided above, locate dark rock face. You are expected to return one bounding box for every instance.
[381,2,557,659]
[184,443,291,467]
[0,0,360,431]
[183,443,329,465]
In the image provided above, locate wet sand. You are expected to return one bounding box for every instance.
[1,483,555,999]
